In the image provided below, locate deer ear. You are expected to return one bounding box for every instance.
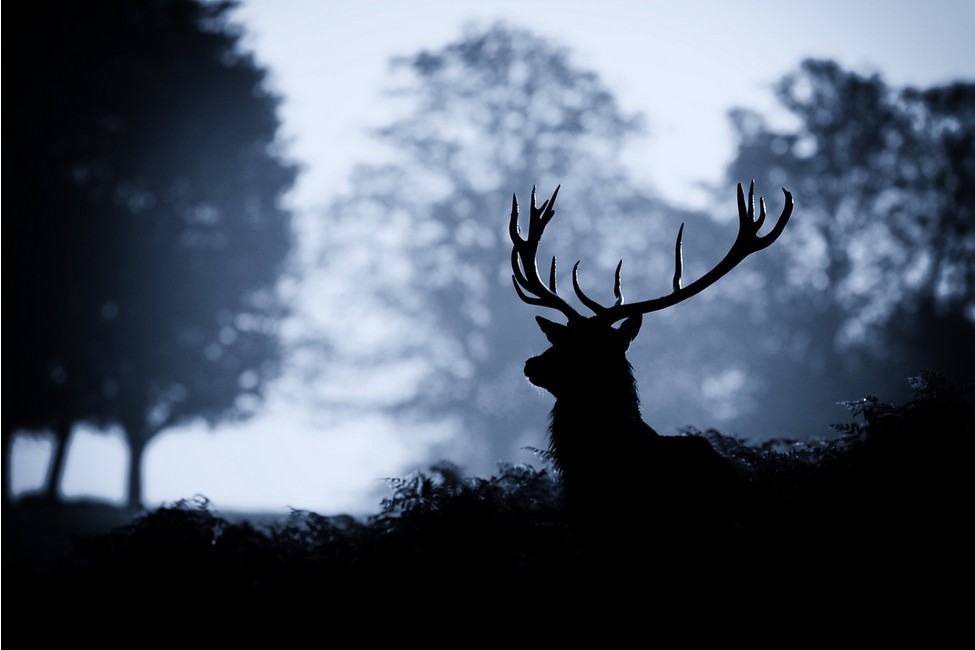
[535,316,568,344]
[617,314,642,345]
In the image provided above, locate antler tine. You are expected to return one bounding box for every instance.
[510,186,582,321]
[594,181,793,324]
[673,223,684,292]
[569,259,628,313]
[613,260,624,306]
[570,262,610,315]
[737,180,785,248]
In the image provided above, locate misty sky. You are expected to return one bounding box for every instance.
[11,0,975,516]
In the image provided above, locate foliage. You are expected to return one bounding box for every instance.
[376,459,563,519]
[727,60,975,335]
[713,58,975,440]
[291,22,723,474]
[3,0,297,507]
[290,24,973,470]
[6,372,970,617]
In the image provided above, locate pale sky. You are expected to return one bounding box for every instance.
[11,0,975,517]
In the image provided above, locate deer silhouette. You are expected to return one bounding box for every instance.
[510,182,793,553]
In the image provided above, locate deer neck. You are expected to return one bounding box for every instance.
[549,364,648,483]
[547,360,645,465]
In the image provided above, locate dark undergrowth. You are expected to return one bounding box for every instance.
[4,372,972,626]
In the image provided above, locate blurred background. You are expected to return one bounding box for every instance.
[5,0,974,518]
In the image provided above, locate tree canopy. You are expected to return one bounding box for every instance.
[3,0,297,508]
[292,22,740,475]
[721,59,975,430]
[297,31,975,473]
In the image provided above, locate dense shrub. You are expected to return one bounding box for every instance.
[7,373,971,617]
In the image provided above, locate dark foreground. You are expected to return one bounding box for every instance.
[4,373,971,629]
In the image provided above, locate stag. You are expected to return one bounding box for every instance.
[510,182,793,550]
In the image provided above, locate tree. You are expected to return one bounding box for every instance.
[292,22,763,476]
[720,59,975,432]
[3,0,297,509]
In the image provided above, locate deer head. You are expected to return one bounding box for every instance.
[510,181,793,392]
[524,314,643,401]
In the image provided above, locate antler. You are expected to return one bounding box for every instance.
[573,180,793,323]
[510,181,794,323]
[509,185,583,321]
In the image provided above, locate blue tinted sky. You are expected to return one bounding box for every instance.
[235,0,975,210]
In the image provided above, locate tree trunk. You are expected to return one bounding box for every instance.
[44,420,73,501]
[1,430,12,505]
[127,434,146,511]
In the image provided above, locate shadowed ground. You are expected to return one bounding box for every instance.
[3,373,971,627]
